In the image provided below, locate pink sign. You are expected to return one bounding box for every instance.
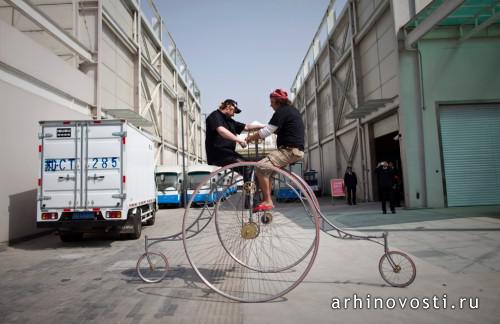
[330,179,345,197]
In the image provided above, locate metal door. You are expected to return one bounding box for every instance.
[84,123,124,208]
[40,122,124,209]
[439,104,500,206]
[40,122,81,209]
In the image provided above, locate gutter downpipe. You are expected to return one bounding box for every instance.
[402,0,427,207]
[179,98,187,208]
[96,0,103,119]
[348,0,367,202]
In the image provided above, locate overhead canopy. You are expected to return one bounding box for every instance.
[345,97,396,119]
[102,109,153,128]
[404,0,500,47]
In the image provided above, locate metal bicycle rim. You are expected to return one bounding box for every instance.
[182,161,321,302]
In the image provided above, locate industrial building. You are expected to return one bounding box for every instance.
[290,0,500,208]
[0,0,205,243]
[1,0,499,244]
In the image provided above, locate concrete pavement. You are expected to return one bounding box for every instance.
[0,200,499,323]
[321,200,500,274]
[243,199,500,324]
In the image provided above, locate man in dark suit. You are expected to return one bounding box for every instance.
[376,161,396,214]
[343,166,357,205]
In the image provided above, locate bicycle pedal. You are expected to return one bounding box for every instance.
[261,212,273,224]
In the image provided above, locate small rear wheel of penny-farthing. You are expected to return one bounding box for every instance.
[182,162,320,302]
[136,252,169,283]
[378,251,416,287]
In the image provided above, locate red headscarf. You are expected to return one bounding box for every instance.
[270,89,288,100]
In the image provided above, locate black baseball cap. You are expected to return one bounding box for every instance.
[223,99,241,113]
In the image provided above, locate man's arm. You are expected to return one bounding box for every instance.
[244,123,264,131]
[216,126,247,148]
[246,124,278,142]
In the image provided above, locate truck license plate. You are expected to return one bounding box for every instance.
[72,212,95,220]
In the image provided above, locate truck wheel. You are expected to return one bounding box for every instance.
[129,209,142,239]
[145,209,156,226]
[59,231,83,242]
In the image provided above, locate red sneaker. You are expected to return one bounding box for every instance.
[252,204,274,213]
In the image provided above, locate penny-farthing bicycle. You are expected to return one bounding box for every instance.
[136,161,416,303]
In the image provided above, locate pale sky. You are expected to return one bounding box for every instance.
[156,0,331,124]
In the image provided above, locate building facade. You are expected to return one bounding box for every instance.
[0,0,205,243]
[291,0,500,208]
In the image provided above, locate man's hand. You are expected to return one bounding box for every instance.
[245,133,256,143]
[238,139,247,148]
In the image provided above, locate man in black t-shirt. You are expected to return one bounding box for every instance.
[245,89,305,212]
[205,99,262,166]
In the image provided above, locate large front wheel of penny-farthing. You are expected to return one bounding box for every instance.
[182,162,320,302]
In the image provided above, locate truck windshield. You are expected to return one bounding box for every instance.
[188,172,211,190]
[156,173,178,191]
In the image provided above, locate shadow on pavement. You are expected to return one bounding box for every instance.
[122,265,289,303]
[8,231,126,250]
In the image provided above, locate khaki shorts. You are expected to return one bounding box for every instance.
[256,147,304,177]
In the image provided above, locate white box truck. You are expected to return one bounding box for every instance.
[36,120,157,241]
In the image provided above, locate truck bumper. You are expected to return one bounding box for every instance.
[37,220,127,231]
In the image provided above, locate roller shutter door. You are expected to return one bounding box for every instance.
[439,105,500,206]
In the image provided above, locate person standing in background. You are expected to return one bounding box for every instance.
[343,166,357,205]
[376,161,396,214]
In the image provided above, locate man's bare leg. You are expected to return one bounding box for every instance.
[256,173,273,207]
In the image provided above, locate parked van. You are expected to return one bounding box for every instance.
[36,120,156,241]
